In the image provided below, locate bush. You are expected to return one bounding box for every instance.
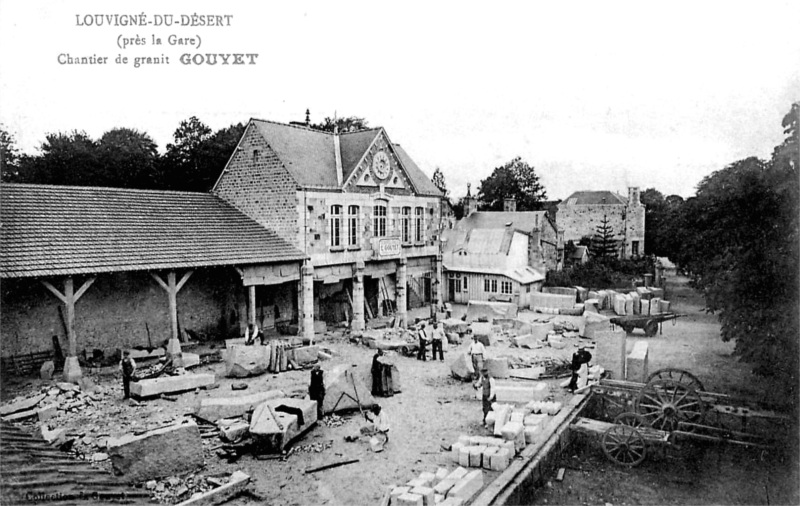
[546,257,655,290]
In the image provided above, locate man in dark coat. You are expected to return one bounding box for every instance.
[309,365,325,419]
[568,348,592,393]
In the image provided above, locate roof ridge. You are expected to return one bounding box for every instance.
[339,127,382,136]
[250,117,381,136]
[0,182,210,197]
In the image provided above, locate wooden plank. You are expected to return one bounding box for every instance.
[73,277,96,302]
[40,281,67,304]
[304,459,359,474]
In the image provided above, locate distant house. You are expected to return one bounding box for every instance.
[556,187,645,259]
[441,196,561,308]
[570,245,589,265]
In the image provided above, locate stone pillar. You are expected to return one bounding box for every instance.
[62,278,82,383]
[248,285,257,327]
[434,254,443,310]
[396,258,407,329]
[352,261,365,332]
[166,271,184,368]
[302,265,315,344]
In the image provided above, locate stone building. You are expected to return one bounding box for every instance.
[556,187,645,259]
[212,119,444,336]
[0,184,305,381]
[440,195,560,308]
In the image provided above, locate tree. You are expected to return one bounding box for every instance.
[476,157,546,211]
[96,128,159,188]
[0,126,21,182]
[589,214,618,260]
[15,130,101,186]
[310,116,369,133]
[672,103,799,395]
[160,117,243,191]
[431,167,448,197]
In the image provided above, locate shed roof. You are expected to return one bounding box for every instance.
[456,211,552,234]
[442,265,544,284]
[562,191,626,205]
[0,183,305,279]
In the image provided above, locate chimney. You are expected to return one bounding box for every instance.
[503,197,517,212]
[628,187,640,206]
[465,183,478,216]
[305,109,310,127]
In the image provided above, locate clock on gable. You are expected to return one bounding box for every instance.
[371,151,391,180]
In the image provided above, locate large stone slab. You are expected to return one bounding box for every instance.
[442,318,469,335]
[289,345,319,365]
[470,322,495,346]
[465,301,517,322]
[107,419,203,482]
[194,389,286,422]
[593,328,627,380]
[128,348,165,360]
[494,381,548,404]
[448,470,484,501]
[250,397,317,451]
[449,353,475,381]
[542,287,577,298]
[0,393,45,417]
[484,358,508,379]
[531,292,575,310]
[225,344,270,378]
[321,365,376,415]
[626,340,649,383]
[131,373,216,398]
[582,312,611,338]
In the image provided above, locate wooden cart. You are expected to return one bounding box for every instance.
[609,312,686,336]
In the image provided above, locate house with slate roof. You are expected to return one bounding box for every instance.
[212,119,444,333]
[556,187,645,259]
[0,183,305,380]
[440,196,561,308]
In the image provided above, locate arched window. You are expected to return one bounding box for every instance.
[402,207,412,243]
[330,205,342,247]
[373,205,387,237]
[348,205,360,246]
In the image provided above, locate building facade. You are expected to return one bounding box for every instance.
[212,119,444,333]
[556,187,645,259]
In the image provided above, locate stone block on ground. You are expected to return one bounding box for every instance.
[250,397,317,452]
[442,318,469,335]
[629,292,641,315]
[434,478,457,495]
[581,312,611,338]
[468,445,486,467]
[392,487,411,500]
[613,294,627,316]
[484,357,508,379]
[418,472,436,487]
[449,353,475,381]
[650,288,664,299]
[439,498,465,506]
[448,470,484,501]
[289,345,319,365]
[410,486,435,506]
[593,328,627,380]
[107,419,203,482]
[626,340,649,383]
[225,344,270,378]
[489,447,511,471]
[435,467,449,482]
[482,446,498,469]
[314,320,327,334]
[450,442,465,463]
[128,348,166,360]
[219,420,250,442]
[659,300,671,313]
[524,425,541,444]
[542,286,577,298]
[493,404,512,436]
[0,393,45,417]
[321,365,376,415]
[131,373,216,399]
[532,292,575,311]
[624,294,634,315]
[396,493,424,506]
[470,322,495,346]
[465,300,517,322]
[194,389,285,422]
[175,471,250,506]
[458,446,471,467]
[509,366,545,380]
[37,404,58,422]
[583,299,599,313]
[494,381,547,404]
[40,361,55,380]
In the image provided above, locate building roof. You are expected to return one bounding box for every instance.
[571,245,589,259]
[248,119,442,196]
[0,183,306,279]
[456,211,552,234]
[562,191,626,206]
[442,264,544,284]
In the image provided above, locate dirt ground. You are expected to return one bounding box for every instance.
[2,274,798,505]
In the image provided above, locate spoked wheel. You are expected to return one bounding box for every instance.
[646,368,706,393]
[644,320,659,337]
[614,412,648,428]
[600,391,633,421]
[602,424,647,467]
[636,379,706,431]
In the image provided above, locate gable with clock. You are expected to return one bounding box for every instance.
[350,133,413,192]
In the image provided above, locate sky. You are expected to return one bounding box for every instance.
[1,0,798,200]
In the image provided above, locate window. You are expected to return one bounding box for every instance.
[347,205,360,247]
[415,207,424,242]
[330,205,342,247]
[491,279,498,292]
[484,279,490,292]
[484,278,498,292]
[501,281,513,294]
[373,205,387,237]
[402,207,412,243]
[632,241,639,257]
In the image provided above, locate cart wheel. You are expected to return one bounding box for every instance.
[644,320,659,337]
[600,391,632,421]
[622,325,634,334]
[636,379,705,431]
[602,424,647,467]
[398,345,411,357]
[646,368,705,393]
[614,412,648,428]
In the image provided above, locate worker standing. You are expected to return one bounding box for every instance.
[475,367,496,425]
[416,322,429,361]
[309,365,325,420]
[467,334,486,381]
[431,322,445,362]
[120,350,137,400]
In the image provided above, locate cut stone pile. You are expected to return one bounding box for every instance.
[390,466,484,506]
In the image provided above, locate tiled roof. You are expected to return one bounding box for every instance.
[456,211,551,234]
[340,129,381,182]
[248,119,442,197]
[0,184,305,279]
[393,144,443,197]
[562,191,625,205]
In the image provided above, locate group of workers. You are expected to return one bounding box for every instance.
[415,321,446,361]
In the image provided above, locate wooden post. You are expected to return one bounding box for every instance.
[41,276,96,383]
[249,285,257,327]
[151,270,193,368]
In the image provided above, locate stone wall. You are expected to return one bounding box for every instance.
[1,268,246,358]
